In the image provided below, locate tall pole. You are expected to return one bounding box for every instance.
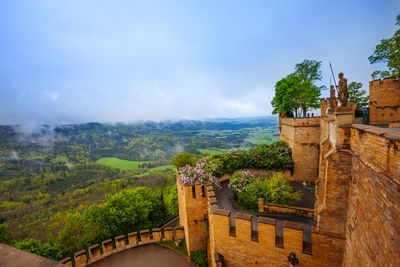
[329,61,338,94]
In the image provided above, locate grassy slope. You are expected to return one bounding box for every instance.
[96,157,148,169]
[197,148,229,154]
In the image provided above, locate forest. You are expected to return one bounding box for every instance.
[0,117,279,260]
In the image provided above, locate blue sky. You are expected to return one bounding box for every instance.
[0,0,399,124]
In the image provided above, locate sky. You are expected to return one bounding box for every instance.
[0,0,399,124]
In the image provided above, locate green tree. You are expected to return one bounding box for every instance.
[57,212,103,257]
[295,59,322,82]
[264,172,302,205]
[58,186,166,256]
[163,184,179,217]
[171,152,200,167]
[271,73,320,117]
[369,14,400,79]
[236,172,301,211]
[101,186,165,235]
[347,82,369,110]
[0,222,11,243]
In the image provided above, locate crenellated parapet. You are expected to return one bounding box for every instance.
[205,182,345,266]
[176,174,208,255]
[60,226,185,267]
[369,77,400,124]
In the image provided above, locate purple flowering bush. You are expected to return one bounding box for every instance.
[209,141,294,176]
[178,157,220,188]
[228,171,256,193]
[173,141,293,188]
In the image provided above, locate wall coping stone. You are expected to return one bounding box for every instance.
[163,227,173,231]
[140,230,149,234]
[60,257,71,264]
[74,250,86,257]
[115,235,125,241]
[152,228,161,232]
[283,221,303,230]
[128,232,137,236]
[258,217,277,225]
[209,196,217,205]
[102,239,112,245]
[89,244,99,250]
[351,124,400,141]
[235,212,253,221]
[211,207,231,217]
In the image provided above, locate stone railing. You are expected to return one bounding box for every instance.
[258,198,314,219]
[60,226,185,267]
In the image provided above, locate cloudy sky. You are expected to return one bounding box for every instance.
[0,0,399,124]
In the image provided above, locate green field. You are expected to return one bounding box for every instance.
[140,164,175,176]
[245,132,280,145]
[197,148,229,154]
[96,157,148,169]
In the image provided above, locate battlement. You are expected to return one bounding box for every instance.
[280,116,321,127]
[369,77,400,124]
[176,176,208,254]
[210,208,313,254]
[60,226,184,267]
[369,76,400,87]
[205,184,345,266]
[258,198,314,219]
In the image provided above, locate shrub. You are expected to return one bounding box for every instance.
[228,170,256,193]
[209,141,294,176]
[236,172,302,212]
[13,238,63,261]
[163,184,178,217]
[0,222,11,243]
[265,173,302,205]
[178,157,220,188]
[171,152,200,167]
[190,250,208,267]
[176,141,293,188]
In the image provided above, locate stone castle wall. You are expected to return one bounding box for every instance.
[280,117,321,182]
[176,176,208,255]
[62,226,185,267]
[343,125,400,266]
[369,77,400,124]
[178,93,400,266]
[205,184,345,267]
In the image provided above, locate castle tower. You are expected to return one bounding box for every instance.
[176,173,208,255]
[369,77,400,125]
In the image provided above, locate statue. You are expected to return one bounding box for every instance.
[329,85,336,112]
[337,72,349,107]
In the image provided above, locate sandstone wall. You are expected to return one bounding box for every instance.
[343,125,400,266]
[280,117,321,182]
[320,98,330,117]
[205,183,344,267]
[369,77,400,124]
[62,226,184,267]
[208,209,344,266]
[177,176,208,254]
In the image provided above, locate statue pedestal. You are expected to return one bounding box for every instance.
[328,108,353,149]
[334,108,353,125]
